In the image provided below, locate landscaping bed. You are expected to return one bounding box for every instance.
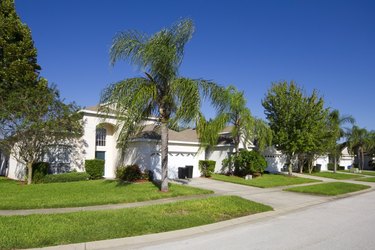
[211,174,319,188]
[0,178,212,209]
[284,182,370,196]
[311,172,364,180]
[0,196,272,249]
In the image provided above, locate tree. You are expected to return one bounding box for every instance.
[0,0,41,119]
[327,110,355,173]
[0,83,83,184]
[100,19,224,192]
[251,118,273,152]
[347,126,375,171]
[262,81,329,175]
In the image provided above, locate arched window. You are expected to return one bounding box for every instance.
[96,128,106,146]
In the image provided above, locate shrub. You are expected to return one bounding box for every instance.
[234,150,267,177]
[338,166,345,171]
[199,160,216,177]
[116,165,143,182]
[327,163,334,171]
[31,162,49,183]
[85,159,104,179]
[41,172,90,183]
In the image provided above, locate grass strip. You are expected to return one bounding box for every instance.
[0,178,212,209]
[355,177,375,182]
[339,170,375,176]
[211,173,319,188]
[284,182,370,196]
[311,172,363,180]
[0,196,272,249]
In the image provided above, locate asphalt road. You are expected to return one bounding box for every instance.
[141,190,375,250]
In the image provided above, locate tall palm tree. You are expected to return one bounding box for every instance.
[327,110,355,172]
[199,85,253,154]
[347,126,374,171]
[100,19,224,192]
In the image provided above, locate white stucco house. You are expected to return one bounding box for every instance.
[3,105,253,180]
[3,105,355,180]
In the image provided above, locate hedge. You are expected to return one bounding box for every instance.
[199,160,216,177]
[85,159,104,179]
[41,172,90,183]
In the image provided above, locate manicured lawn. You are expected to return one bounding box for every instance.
[338,170,375,176]
[211,174,319,188]
[284,182,370,196]
[0,178,212,209]
[355,177,375,182]
[311,172,363,180]
[0,196,272,249]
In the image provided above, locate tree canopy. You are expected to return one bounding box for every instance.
[262,81,329,175]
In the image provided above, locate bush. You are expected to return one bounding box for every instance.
[41,172,90,183]
[234,150,267,177]
[199,160,216,177]
[85,159,104,179]
[31,162,49,183]
[327,163,334,171]
[116,165,143,182]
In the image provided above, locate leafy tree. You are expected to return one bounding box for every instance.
[0,0,41,120]
[262,81,329,175]
[347,126,375,171]
[0,84,83,184]
[100,19,224,192]
[251,118,273,152]
[327,110,355,172]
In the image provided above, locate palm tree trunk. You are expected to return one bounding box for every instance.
[27,162,33,185]
[160,119,169,192]
[361,147,364,172]
[333,156,337,173]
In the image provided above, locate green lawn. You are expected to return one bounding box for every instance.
[0,196,272,249]
[339,170,375,177]
[0,178,212,209]
[284,182,370,196]
[355,177,375,182]
[211,174,319,188]
[310,172,364,180]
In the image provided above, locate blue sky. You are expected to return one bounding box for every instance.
[15,0,375,129]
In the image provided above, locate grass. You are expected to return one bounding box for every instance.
[284,182,370,196]
[0,196,272,249]
[355,177,375,182]
[211,173,319,188]
[310,172,364,180]
[339,170,375,177]
[0,178,212,209]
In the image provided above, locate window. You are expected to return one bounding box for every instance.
[96,128,106,146]
[95,151,105,160]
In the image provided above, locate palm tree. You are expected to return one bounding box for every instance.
[347,126,374,171]
[251,118,273,152]
[199,85,253,154]
[327,110,355,172]
[100,19,224,192]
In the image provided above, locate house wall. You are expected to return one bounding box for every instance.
[313,156,329,171]
[262,146,287,172]
[123,140,204,179]
[339,147,354,170]
[206,146,233,173]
